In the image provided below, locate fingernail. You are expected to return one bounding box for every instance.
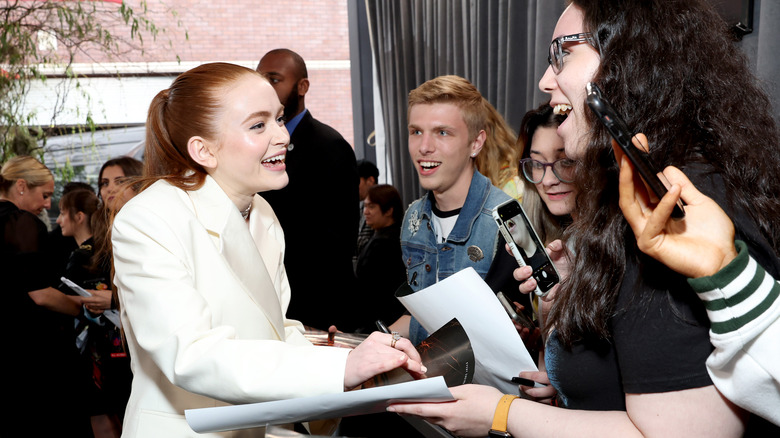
[421,365,428,373]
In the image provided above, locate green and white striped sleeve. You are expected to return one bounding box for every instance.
[689,240,779,337]
[687,240,780,426]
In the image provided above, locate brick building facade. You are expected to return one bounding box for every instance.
[44,0,355,147]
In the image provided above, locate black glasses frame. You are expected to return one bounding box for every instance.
[520,158,576,184]
[547,32,594,74]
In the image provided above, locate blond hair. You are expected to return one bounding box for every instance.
[475,100,519,189]
[408,75,519,188]
[0,156,53,195]
[408,75,486,142]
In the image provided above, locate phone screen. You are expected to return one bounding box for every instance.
[493,199,559,296]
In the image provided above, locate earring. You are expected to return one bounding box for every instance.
[471,153,476,157]
[19,191,23,195]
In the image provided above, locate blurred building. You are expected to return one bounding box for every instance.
[31,0,357,187]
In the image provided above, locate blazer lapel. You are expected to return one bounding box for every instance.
[248,196,283,288]
[187,177,284,338]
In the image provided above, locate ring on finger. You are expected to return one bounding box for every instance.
[390,331,401,348]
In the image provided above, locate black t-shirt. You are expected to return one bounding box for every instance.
[546,248,714,410]
[545,165,780,433]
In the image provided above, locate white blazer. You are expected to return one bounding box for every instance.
[112,176,350,437]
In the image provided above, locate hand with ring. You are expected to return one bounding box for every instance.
[342,331,426,390]
[390,331,401,348]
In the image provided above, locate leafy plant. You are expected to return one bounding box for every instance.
[1,0,184,163]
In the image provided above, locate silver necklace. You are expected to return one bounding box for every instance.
[241,203,252,220]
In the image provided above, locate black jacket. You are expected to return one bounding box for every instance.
[260,110,359,331]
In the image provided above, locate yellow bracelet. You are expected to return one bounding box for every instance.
[488,394,519,437]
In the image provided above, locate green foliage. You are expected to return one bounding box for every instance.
[1,0,183,166]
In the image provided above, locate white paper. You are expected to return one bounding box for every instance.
[185,376,453,434]
[102,309,122,328]
[61,277,122,328]
[397,267,537,394]
[61,277,92,297]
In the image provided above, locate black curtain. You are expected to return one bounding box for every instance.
[365,0,564,205]
[365,0,778,204]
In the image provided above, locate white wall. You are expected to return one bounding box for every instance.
[25,75,175,126]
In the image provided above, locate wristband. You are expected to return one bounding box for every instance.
[488,394,518,437]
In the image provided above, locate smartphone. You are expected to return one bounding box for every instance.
[585,82,685,219]
[492,199,559,297]
[496,291,536,331]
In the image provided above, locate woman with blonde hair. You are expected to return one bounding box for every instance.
[1,155,93,435]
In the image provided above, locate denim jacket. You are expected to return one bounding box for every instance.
[401,170,512,344]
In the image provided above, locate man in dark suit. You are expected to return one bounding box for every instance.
[257,49,359,331]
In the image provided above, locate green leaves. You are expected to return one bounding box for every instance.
[1,0,184,161]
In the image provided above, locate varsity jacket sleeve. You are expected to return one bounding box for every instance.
[687,240,780,426]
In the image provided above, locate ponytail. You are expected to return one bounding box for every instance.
[140,62,266,193]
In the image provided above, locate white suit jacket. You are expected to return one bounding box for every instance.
[112,176,350,437]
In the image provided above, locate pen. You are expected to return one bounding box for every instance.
[375,320,391,334]
[511,376,547,387]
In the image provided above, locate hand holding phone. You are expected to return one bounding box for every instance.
[492,199,560,297]
[585,82,685,219]
[496,291,535,332]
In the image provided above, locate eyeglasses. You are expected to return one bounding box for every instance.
[520,158,576,183]
[547,32,594,74]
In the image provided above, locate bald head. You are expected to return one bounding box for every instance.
[258,49,308,78]
[257,49,310,120]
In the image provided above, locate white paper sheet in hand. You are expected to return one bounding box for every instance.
[61,276,122,328]
[185,376,452,434]
[397,267,537,394]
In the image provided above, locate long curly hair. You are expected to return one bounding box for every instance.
[549,0,780,345]
[475,100,519,189]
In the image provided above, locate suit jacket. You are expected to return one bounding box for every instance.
[260,110,359,331]
[112,176,350,437]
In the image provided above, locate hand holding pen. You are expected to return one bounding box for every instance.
[511,372,556,404]
[375,320,391,334]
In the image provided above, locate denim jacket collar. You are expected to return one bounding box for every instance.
[420,169,492,244]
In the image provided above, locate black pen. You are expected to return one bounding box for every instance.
[511,376,547,387]
[375,319,391,334]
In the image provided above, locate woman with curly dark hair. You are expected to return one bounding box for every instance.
[389,1,780,436]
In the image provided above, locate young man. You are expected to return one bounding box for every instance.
[392,75,522,344]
